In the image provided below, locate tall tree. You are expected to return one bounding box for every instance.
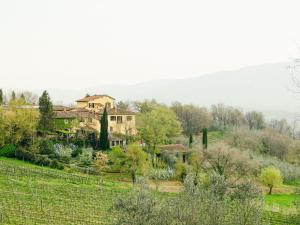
[138,107,182,151]
[20,93,26,103]
[202,128,208,149]
[171,102,212,136]
[189,133,193,148]
[11,91,16,101]
[38,91,54,136]
[99,106,110,150]
[0,89,3,105]
[245,111,265,130]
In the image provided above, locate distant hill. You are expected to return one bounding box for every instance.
[48,62,299,120]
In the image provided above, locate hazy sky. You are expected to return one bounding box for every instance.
[1,0,300,90]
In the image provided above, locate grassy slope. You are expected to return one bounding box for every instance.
[0,155,298,224]
[0,157,130,225]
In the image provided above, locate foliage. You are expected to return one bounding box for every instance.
[99,106,109,150]
[204,142,258,181]
[53,143,73,163]
[189,133,193,148]
[38,90,54,135]
[269,119,293,137]
[262,128,292,159]
[224,127,265,153]
[149,167,174,190]
[108,146,126,172]
[0,144,16,157]
[78,148,94,166]
[116,101,132,111]
[93,151,109,173]
[0,104,38,148]
[171,102,212,135]
[248,150,300,182]
[260,166,283,195]
[133,99,163,113]
[138,107,182,151]
[202,128,208,149]
[87,132,98,150]
[39,139,55,155]
[0,89,3,105]
[211,104,246,130]
[174,161,191,181]
[124,144,149,183]
[245,111,265,130]
[114,175,264,225]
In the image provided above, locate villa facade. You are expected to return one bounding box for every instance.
[53,94,137,147]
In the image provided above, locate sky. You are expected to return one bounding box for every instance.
[1,0,300,90]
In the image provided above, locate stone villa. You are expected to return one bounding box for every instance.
[53,94,137,147]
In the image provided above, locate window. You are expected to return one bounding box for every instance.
[110,116,116,121]
[106,102,111,108]
[110,126,113,132]
[126,116,132,121]
[111,141,115,147]
[89,103,95,108]
[117,116,123,124]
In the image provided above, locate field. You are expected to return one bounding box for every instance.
[0,157,299,225]
[0,157,130,225]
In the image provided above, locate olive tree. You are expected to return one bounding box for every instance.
[138,107,182,151]
[260,166,283,195]
[125,144,149,183]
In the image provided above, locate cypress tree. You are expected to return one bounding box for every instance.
[0,89,3,105]
[189,133,193,148]
[202,128,208,150]
[20,93,26,103]
[38,90,54,136]
[99,106,110,150]
[11,91,16,101]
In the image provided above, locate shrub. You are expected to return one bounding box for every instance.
[93,151,109,173]
[174,162,190,182]
[34,154,51,166]
[71,146,82,158]
[15,147,35,161]
[113,176,264,225]
[108,146,126,172]
[260,166,283,195]
[39,140,55,155]
[0,144,16,157]
[53,143,72,163]
[78,148,93,166]
[149,168,174,190]
[49,159,64,170]
[248,150,300,182]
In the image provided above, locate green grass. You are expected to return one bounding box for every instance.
[265,194,299,208]
[0,157,130,225]
[0,157,298,224]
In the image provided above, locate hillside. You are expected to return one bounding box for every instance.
[47,62,298,119]
[0,157,129,225]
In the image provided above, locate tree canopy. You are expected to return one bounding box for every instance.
[138,107,182,151]
[99,106,109,150]
[38,90,54,136]
[171,102,212,135]
[260,166,283,195]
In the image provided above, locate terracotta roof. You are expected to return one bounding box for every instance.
[105,107,136,115]
[53,105,72,111]
[54,110,99,119]
[76,95,115,102]
[158,144,189,153]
